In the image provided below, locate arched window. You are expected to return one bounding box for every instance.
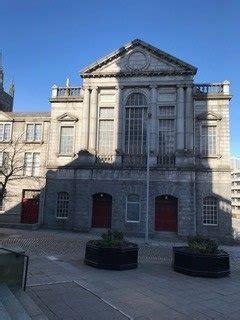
[56,192,69,219]
[203,196,218,225]
[125,93,148,154]
[126,194,140,222]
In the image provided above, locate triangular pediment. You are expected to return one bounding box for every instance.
[80,39,197,77]
[0,111,13,121]
[197,111,222,121]
[57,113,78,122]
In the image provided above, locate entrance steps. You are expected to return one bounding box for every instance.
[153,231,183,242]
[0,284,48,319]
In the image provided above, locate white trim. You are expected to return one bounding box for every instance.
[58,124,75,155]
[55,191,69,219]
[0,122,12,142]
[25,122,43,143]
[200,122,218,157]
[202,196,218,226]
[23,152,41,177]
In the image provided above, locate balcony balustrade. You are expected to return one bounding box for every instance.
[123,154,147,167]
[193,81,230,96]
[95,154,114,164]
[51,86,82,98]
[157,154,175,167]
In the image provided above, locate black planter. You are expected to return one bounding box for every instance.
[84,241,138,270]
[173,246,230,278]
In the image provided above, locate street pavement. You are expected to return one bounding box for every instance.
[1,228,240,319]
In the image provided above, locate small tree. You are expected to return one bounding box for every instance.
[0,133,26,204]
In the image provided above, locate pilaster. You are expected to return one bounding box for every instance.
[88,87,98,154]
[113,86,123,165]
[81,87,90,150]
[149,85,158,166]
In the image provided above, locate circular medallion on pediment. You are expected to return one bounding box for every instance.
[127,51,149,70]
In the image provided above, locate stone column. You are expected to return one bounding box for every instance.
[81,87,90,150]
[88,87,98,154]
[149,85,158,166]
[185,86,194,150]
[176,86,185,151]
[113,86,123,164]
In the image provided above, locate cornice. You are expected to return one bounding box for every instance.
[81,69,194,79]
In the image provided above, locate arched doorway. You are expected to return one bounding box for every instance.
[91,193,112,228]
[155,195,178,232]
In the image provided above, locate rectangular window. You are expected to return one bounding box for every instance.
[201,125,217,156]
[0,152,9,168]
[158,119,175,155]
[26,123,42,142]
[0,123,11,142]
[56,192,69,219]
[203,197,218,225]
[98,120,114,155]
[158,106,175,116]
[125,107,147,154]
[23,152,40,176]
[126,194,140,222]
[59,126,74,154]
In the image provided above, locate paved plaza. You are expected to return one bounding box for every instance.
[1,228,240,319]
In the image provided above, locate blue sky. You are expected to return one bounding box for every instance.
[1,0,239,157]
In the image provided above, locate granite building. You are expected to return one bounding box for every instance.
[231,157,240,219]
[0,55,14,111]
[0,40,233,241]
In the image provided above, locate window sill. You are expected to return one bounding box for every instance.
[199,155,222,159]
[0,140,12,144]
[125,220,140,224]
[24,141,43,144]
[56,217,68,220]
[203,224,218,227]
[57,153,75,158]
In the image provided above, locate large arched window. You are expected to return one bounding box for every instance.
[125,93,148,154]
[203,196,218,225]
[56,192,69,219]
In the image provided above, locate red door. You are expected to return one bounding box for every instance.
[155,195,178,232]
[92,193,112,228]
[21,190,40,224]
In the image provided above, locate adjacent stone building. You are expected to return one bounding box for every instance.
[0,55,14,112]
[0,40,233,241]
[231,157,240,219]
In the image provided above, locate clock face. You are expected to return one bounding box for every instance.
[127,51,148,70]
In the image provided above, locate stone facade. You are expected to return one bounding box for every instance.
[231,158,240,218]
[0,57,14,112]
[0,39,233,241]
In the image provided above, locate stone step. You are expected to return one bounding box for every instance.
[0,284,31,320]
[11,286,48,320]
[153,231,182,241]
[0,300,11,320]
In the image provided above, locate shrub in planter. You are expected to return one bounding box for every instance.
[173,236,230,278]
[84,230,138,270]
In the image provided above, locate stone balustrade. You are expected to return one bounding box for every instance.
[51,86,82,98]
[157,154,176,167]
[95,154,114,164]
[194,81,230,95]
